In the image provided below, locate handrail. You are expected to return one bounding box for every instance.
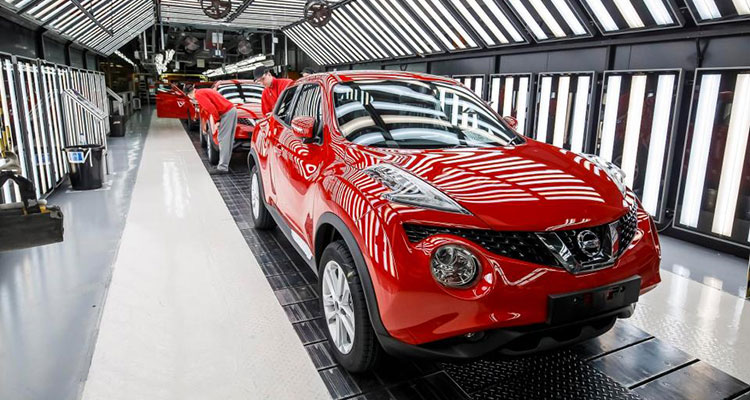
[63,89,107,121]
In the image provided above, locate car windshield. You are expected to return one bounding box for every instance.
[332,79,522,148]
[217,83,263,105]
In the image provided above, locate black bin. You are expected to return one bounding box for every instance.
[110,115,125,137]
[65,144,104,190]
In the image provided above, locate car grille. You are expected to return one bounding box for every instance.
[403,224,560,266]
[403,203,639,272]
[238,118,255,126]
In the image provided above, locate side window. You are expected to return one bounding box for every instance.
[275,86,298,124]
[290,84,322,126]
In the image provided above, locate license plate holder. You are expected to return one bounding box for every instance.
[547,275,641,325]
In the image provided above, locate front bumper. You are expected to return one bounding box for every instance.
[377,278,639,360]
[365,207,661,348]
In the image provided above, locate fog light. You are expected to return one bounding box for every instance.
[431,245,480,288]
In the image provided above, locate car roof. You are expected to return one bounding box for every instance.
[214,79,262,87]
[300,70,456,85]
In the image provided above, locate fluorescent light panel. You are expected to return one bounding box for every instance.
[534,73,593,150]
[680,73,721,228]
[687,0,750,23]
[711,73,750,237]
[505,0,590,41]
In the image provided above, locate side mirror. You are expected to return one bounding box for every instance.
[291,116,316,141]
[503,115,518,130]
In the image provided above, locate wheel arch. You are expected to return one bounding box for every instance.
[315,212,390,337]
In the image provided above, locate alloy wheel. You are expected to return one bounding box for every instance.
[322,260,355,354]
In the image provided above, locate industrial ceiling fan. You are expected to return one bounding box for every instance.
[201,0,232,19]
[304,0,332,28]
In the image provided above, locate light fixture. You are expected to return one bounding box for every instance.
[580,0,682,35]
[504,0,591,42]
[489,73,532,135]
[711,73,750,237]
[679,73,721,229]
[597,70,681,221]
[533,72,594,151]
[685,0,750,24]
[454,75,486,98]
[676,68,750,246]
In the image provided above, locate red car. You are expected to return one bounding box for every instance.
[248,71,661,372]
[198,80,264,165]
[155,81,212,130]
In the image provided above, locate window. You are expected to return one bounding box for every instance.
[332,79,522,149]
[291,84,322,122]
[217,83,263,104]
[275,86,299,124]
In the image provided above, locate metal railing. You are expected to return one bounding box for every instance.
[0,52,109,204]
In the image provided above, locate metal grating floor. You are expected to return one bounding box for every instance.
[184,127,749,400]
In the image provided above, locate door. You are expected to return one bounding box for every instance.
[262,85,298,205]
[156,83,191,119]
[271,83,326,244]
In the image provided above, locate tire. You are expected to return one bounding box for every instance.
[249,165,274,230]
[207,135,219,165]
[199,119,207,148]
[319,240,382,372]
[185,110,194,131]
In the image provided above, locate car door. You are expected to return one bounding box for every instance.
[261,85,298,206]
[156,83,191,119]
[271,83,326,249]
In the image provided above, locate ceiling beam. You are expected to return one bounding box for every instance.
[69,0,114,36]
[225,0,254,24]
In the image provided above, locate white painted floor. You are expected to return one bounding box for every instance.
[632,269,750,384]
[81,114,329,400]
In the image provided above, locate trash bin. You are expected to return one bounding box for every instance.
[65,144,104,190]
[110,114,125,137]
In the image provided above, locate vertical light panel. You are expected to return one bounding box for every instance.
[533,72,594,150]
[679,74,721,228]
[454,75,486,98]
[536,76,552,143]
[570,76,591,153]
[676,68,750,246]
[552,76,571,147]
[488,74,533,135]
[711,73,750,236]
[597,70,681,221]
[621,75,648,187]
[642,73,676,215]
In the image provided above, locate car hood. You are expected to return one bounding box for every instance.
[236,103,261,119]
[345,140,629,231]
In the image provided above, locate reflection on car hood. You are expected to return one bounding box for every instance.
[346,140,629,231]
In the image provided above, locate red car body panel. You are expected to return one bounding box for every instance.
[156,83,194,120]
[199,80,263,146]
[251,71,661,349]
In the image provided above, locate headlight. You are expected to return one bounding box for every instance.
[431,245,480,288]
[582,154,627,196]
[365,164,470,214]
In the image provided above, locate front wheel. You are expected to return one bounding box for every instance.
[207,135,219,165]
[199,119,207,148]
[319,241,382,372]
[249,165,274,229]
